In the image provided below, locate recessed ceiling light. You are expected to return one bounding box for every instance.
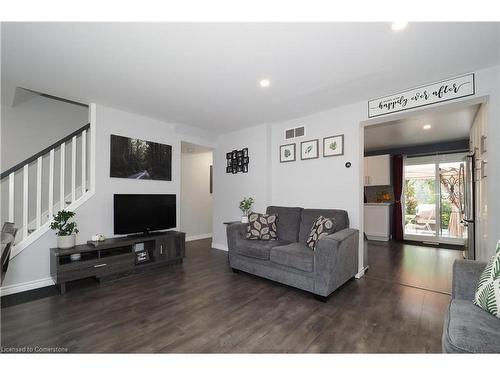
[259,79,270,88]
[423,124,432,130]
[391,21,408,31]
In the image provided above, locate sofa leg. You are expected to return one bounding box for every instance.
[313,294,329,302]
[231,268,240,274]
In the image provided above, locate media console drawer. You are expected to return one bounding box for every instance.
[55,253,134,282]
[93,253,134,277]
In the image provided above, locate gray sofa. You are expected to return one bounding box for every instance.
[442,259,500,353]
[226,206,359,300]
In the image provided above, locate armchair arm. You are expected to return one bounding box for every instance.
[226,222,248,252]
[452,259,487,300]
[314,228,359,296]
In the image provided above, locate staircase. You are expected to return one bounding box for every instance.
[1,106,96,259]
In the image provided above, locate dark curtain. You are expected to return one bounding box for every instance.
[392,155,404,241]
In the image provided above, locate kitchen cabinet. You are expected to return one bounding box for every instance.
[364,203,392,241]
[364,154,391,186]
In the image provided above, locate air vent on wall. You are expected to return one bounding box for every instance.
[284,126,305,140]
[295,126,305,137]
[285,129,295,139]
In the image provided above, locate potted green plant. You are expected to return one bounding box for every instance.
[239,197,254,223]
[50,210,79,250]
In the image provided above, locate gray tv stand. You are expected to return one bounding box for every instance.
[50,231,185,294]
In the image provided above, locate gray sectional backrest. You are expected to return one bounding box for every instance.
[266,206,349,244]
[266,206,303,242]
[298,209,349,244]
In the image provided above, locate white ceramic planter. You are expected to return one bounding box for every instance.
[57,234,76,249]
[241,215,249,223]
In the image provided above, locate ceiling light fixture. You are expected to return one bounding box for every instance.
[259,79,270,88]
[423,124,432,130]
[391,21,408,31]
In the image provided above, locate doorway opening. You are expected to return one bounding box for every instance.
[180,141,213,243]
[361,99,487,293]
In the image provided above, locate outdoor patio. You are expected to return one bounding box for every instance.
[404,159,466,242]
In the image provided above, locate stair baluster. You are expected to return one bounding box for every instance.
[1,122,92,258]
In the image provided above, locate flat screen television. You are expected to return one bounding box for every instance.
[114,194,176,235]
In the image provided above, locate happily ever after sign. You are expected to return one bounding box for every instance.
[368,73,475,118]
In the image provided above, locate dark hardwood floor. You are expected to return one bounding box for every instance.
[366,240,463,294]
[0,239,455,353]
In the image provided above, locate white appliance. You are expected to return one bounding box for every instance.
[364,203,393,241]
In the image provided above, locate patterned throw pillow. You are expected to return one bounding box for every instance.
[306,216,336,250]
[473,242,500,319]
[246,213,278,240]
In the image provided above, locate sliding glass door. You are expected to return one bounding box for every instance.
[403,153,466,245]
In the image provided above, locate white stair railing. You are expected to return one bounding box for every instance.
[1,119,95,258]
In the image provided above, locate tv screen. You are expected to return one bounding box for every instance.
[114,194,176,235]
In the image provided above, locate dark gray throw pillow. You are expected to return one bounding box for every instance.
[306,216,336,250]
[246,213,278,240]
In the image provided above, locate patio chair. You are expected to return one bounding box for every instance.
[414,204,436,233]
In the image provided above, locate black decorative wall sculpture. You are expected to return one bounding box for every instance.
[226,148,249,174]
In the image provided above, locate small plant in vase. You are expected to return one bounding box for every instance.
[239,197,254,223]
[50,210,79,252]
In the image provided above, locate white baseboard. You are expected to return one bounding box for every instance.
[186,233,212,242]
[365,234,390,242]
[0,277,55,297]
[212,242,228,251]
[355,266,369,279]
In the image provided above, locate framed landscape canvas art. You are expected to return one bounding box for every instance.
[300,139,319,160]
[323,134,344,157]
[280,143,296,163]
[110,134,172,180]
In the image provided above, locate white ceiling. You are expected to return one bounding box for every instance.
[364,103,480,151]
[2,22,499,133]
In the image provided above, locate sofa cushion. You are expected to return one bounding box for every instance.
[270,242,314,272]
[246,213,278,240]
[306,216,337,250]
[299,209,349,244]
[234,239,290,260]
[266,206,303,242]
[443,299,500,353]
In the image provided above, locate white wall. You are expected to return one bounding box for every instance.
[211,103,364,257]
[1,104,214,294]
[212,65,500,265]
[1,84,90,226]
[181,150,213,240]
[270,102,363,225]
[1,84,88,170]
[212,123,271,250]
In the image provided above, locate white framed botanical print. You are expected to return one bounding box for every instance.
[300,139,319,160]
[323,134,344,157]
[280,143,296,163]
